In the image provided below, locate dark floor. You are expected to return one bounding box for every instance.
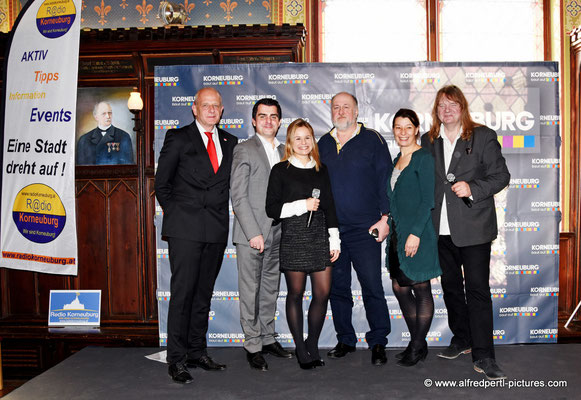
[0,380,26,398]
[2,344,580,400]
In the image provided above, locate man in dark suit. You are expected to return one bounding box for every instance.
[421,85,510,380]
[231,98,291,371]
[155,87,238,384]
[76,101,134,165]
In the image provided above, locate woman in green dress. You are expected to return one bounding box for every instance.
[386,108,442,367]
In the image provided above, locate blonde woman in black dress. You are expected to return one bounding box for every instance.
[266,119,340,369]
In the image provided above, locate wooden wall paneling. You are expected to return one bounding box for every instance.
[5,270,38,317]
[0,269,69,321]
[219,50,295,64]
[75,180,109,319]
[559,232,576,319]
[543,0,551,61]
[572,32,580,253]
[146,177,158,320]
[0,269,6,316]
[0,343,44,378]
[574,41,581,322]
[427,0,438,61]
[568,29,581,323]
[36,274,70,316]
[107,179,141,318]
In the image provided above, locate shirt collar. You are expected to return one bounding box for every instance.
[196,120,217,136]
[330,123,361,142]
[439,123,462,143]
[255,132,280,150]
[289,155,316,169]
[330,123,362,153]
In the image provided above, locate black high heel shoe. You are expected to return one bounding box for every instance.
[304,339,324,367]
[395,343,412,361]
[397,342,428,367]
[298,359,316,369]
[295,351,316,369]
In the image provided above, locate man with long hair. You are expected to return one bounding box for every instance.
[421,85,510,380]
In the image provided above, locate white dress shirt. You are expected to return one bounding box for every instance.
[196,120,223,165]
[255,133,281,168]
[439,124,461,236]
[98,124,111,135]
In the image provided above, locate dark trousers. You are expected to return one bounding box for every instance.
[438,235,495,361]
[329,228,390,347]
[166,237,226,364]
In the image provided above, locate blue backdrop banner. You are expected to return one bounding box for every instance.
[154,62,559,348]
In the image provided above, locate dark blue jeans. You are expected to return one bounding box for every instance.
[329,228,390,347]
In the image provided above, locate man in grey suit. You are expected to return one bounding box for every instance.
[231,98,292,371]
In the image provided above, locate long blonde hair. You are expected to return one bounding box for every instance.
[427,85,481,143]
[282,118,321,171]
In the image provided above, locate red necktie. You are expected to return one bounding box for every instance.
[205,131,219,173]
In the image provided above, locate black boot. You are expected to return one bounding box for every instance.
[395,342,412,361]
[397,341,427,367]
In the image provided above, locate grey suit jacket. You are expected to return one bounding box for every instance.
[231,134,284,245]
[421,125,510,247]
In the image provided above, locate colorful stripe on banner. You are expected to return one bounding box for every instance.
[498,135,536,148]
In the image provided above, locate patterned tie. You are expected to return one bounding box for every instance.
[205,131,219,173]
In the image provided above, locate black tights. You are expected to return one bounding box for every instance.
[284,267,331,362]
[392,279,434,349]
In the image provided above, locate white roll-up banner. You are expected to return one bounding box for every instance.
[1,0,81,275]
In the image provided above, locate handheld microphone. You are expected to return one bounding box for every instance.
[307,188,320,228]
[446,173,472,208]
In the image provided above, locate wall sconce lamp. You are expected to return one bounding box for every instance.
[128,90,144,136]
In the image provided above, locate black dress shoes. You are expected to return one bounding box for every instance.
[371,344,387,365]
[397,342,428,367]
[311,358,325,367]
[262,342,293,358]
[327,342,356,358]
[437,343,471,360]
[187,355,226,371]
[247,351,268,371]
[168,362,193,384]
[474,358,507,380]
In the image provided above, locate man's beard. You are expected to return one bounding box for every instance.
[333,118,354,131]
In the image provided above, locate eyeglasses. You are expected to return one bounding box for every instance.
[437,102,461,111]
